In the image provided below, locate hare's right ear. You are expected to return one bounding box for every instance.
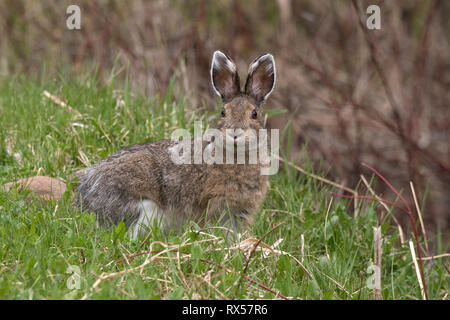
[210,51,240,102]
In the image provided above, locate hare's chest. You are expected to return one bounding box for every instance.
[206,169,268,207]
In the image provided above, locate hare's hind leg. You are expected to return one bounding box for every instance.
[130,199,166,239]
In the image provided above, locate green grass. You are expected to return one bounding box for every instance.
[0,74,448,300]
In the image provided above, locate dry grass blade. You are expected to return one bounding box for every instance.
[419,253,450,261]
[373,227,382,300]
[177,244,189,289]
[300,234,305,264]
[110,236,299,300]
[324,198,333,260]
[409,240,426,300]
[410,181,429,252]
[77,150,91,167]
[42,90,76,114]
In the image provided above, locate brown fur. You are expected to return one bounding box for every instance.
[4,51,276,237]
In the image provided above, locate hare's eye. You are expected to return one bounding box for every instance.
[251,109,257,119]
[221,108,226,117]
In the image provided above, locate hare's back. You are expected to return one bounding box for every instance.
[74,140,175,225]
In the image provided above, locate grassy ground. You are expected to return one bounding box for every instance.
[0,74,448,300]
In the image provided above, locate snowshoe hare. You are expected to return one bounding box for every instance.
[6,51,277,239]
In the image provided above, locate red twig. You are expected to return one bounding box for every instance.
[336,163,429,299]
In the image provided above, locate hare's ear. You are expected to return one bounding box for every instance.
[210,51,240,102]
[244,54,276,105]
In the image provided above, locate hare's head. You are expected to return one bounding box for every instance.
[211,51,276,145]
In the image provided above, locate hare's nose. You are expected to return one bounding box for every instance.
[226,129,243,141]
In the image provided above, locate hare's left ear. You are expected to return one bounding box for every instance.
[244,54,276,105]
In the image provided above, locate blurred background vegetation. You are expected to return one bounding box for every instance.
[0,0,449,240]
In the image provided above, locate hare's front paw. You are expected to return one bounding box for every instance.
[129,199,166,239]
